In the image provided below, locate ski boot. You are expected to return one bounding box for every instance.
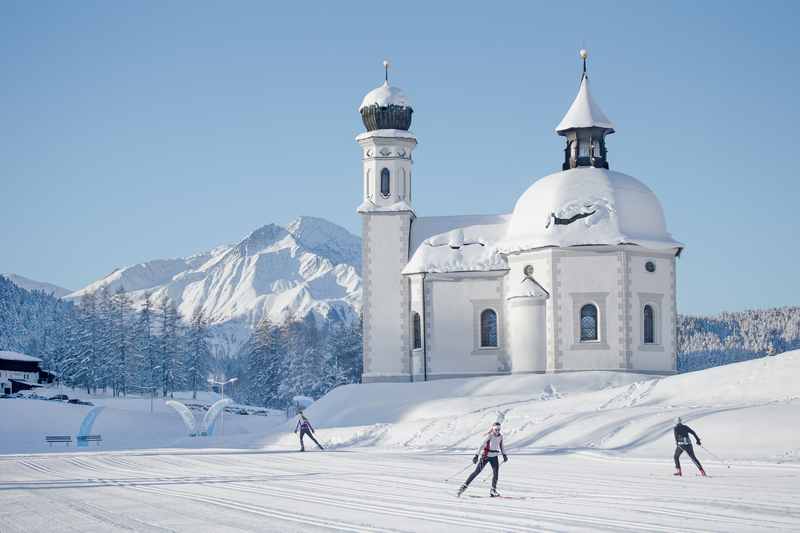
[457,484,467,498]
[673,468,682,476]
[489,487,500,498]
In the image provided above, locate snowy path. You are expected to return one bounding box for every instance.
[1,449,798,532]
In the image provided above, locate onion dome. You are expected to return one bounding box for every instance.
[359,60,413,131]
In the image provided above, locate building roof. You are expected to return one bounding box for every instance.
[403,214,510,275]
[359,81,411,112]
[0,351,42,363]
[499,167,682,254]
[555,76,615,134]
[506,276,550,300]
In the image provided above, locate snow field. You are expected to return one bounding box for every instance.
[0,390,284,454]
[283,351,800,463]
[0,449,798,532]
[1,353,799,531]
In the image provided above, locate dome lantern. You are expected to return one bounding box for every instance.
[556,49,615,171]
[359,60,413,131]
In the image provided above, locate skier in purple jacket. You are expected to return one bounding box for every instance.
[294,412,324,451]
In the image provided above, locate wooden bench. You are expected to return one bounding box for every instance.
[77,435,102,446]
[45,435,72,446]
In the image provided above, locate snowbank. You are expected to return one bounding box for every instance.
[279,351,800,463]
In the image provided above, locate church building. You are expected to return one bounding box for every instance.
[357,52,683,383]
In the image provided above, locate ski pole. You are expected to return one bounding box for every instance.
[699,444,731,469]
[444,461,474,483]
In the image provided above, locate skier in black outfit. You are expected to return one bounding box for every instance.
[294,412,324,451]
[458,422,508,497]
[673,417,705,476]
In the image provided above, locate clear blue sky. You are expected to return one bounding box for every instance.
[1,1,798,315]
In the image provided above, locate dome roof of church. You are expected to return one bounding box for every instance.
[359,81,413,131]
[498,167,682,254]
[359,81,411,111]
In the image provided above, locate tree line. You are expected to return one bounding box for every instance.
[0,275,361,404]
[230,314,362,409]
[677,306,800,371]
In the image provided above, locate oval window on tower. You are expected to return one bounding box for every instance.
[380,168,390,197]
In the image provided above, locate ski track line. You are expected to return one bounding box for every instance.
[76,454,544,531]
[18,458,51,475]
[6,451,800,532]
[341,464,796,531]
[35,484,176,533]
[288,475,704,533]
[130,483,396,533]
[220,479,546,533]
[239,465,698,533]
[501,472,798,518]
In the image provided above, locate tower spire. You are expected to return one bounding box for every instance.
[555,49,615,170]
[383,59,389,83]
[580,48,588,79]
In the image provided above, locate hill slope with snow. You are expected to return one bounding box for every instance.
[262,350,800,463]
[2,273,72,298]
[67,217,362,355]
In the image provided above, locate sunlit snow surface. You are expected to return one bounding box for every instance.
[2,450,799,532]
[1,353,799,531]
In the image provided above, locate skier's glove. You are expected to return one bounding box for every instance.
[696,440,702,446]
[472,455,479,464]
[503,454,508,463]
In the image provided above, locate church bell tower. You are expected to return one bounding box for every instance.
[357,61,417,383]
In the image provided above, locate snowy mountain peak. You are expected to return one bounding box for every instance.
[67,218,363,356]
[233,224,290,257]
[2,273,72,298]
[286,216,362,268]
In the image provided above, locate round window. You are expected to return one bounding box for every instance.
[645,261,656,273]
[523,265,534,278]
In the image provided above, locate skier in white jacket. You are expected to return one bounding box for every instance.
[458,422,508,497]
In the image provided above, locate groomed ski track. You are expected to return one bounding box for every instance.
[1,449,798,532]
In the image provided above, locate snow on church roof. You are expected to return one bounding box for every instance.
[359,81,411,111]
[499,167,683,254]
[555,76,615,134]
[0,351,42,363]
[403,215,510,275]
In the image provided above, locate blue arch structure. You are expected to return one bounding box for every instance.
[77,406,105,447]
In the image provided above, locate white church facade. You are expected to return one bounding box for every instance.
[357,53,683,383]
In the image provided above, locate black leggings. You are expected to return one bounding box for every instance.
[464,456,499,489]
[300,429,322,450]
[674,444,703,470]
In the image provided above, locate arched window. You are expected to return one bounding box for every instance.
[580,304,598,341]
[480,309,498,347]
[643,305,655,344]
[380,168,390,197]
[412,312,422,350]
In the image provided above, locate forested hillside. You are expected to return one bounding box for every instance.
[3,274,798,402]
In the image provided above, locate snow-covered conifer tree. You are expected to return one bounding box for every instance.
[185,308,211,399]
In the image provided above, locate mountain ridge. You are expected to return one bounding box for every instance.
[2,273,72,298]
[66,216,362,356]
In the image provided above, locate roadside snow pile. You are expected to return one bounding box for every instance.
[263,351,800,463]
